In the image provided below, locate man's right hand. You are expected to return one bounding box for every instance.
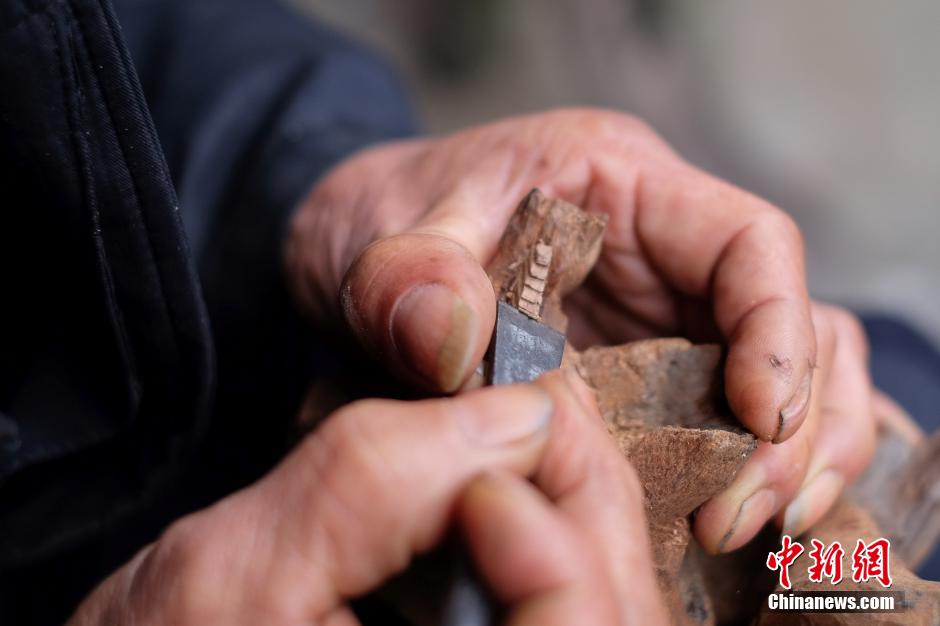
[286,109,877,551]
[69,371,668,626]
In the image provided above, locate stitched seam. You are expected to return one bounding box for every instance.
[51,4,142,409]
[65,0,184,368]
[36,6,121,458]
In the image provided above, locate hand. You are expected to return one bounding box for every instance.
[69,372,668,625]
[286,108,877,550]
[695,302,876,550]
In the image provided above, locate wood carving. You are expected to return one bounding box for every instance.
[487,189,606,333]
[486,190,756,624]
[511,241,553,320]
[308,188,940,624]
[485,189,940,625]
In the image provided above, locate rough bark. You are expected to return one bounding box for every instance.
[486,190,940,625]
[849,425,940,570]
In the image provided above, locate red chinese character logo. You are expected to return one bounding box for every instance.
[807,539,844,584]
[851,538,892,587]
[767,535,805,589]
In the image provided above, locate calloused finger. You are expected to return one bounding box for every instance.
[531,370,669,624]
[132,385,555,624]
[631,161,816,443]
[693,301,836,553]
[458,471,619,626]
[779,305,876,536]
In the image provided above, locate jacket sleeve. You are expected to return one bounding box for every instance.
[114,0,416,295]
[111,0,420,555]
[112,2,417,471]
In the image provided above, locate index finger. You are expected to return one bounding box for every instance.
[532,371,669,625]
[632,161,816,442]
[457,471,620,626]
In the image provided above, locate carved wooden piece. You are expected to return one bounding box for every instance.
[512,241,553,320]
[487,189,606,332]
[849,425,940,570]
[308,189,940,625]
[486,190,940,625]
[487,190,758,625]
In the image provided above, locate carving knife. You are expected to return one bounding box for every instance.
[438,243,566,626]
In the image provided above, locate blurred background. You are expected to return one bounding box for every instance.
[292,0,940,344]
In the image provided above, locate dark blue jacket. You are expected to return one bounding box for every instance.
[0,0,412,621]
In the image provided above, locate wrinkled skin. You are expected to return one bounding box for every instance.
[70,373,668,625]
[72,108,879,626]
[286,108,877,552]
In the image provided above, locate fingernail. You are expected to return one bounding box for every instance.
[776,369,812,442]
[782,469,844,537]
[456,387,554,447]
[391,283,479,392]
[718,488,778,553]
[462,362,487,391]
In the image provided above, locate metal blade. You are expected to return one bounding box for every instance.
[437,301,566,626]
[490,300,565,385]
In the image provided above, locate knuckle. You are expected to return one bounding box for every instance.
[307,400,392,486]
[764,435,813,493]
[295,399,427,575]
[761,208,804,249]
[831,307,869,356]
[481,128,533,165]
[825,405,878,481]
[592,108,652,136]
[155,517,210,579]
[300,399,408,520]
[614,111,659,141]
[815,303,869,363]
[552,107,661,143]
[148,516,225,619]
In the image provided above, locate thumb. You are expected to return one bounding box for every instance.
[342,232,496,392]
